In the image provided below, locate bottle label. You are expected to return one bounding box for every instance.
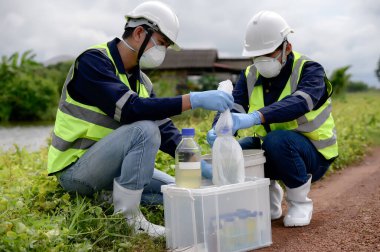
[178,162,201,170]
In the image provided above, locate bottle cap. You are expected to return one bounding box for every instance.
[182,128,195,136]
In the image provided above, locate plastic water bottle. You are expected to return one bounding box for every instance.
[175,128,201,188]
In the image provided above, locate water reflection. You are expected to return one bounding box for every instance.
[0,124,53,152]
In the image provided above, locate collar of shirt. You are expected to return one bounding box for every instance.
[107,37,142,83]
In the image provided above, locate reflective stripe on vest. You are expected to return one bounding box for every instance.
[245,51,338,160]
[47,42,172,174]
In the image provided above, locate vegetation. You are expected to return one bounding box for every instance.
[346,81,369,92]
[0,51,56,121]
[329,66,351,99]
[1,91,380,251]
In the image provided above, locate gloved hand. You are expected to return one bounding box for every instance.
[207,128,217,147]
[201,159,212,179]
[189,90,234,112]
[231,111,262,134]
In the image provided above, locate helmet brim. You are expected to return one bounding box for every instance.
[125,15,181,51]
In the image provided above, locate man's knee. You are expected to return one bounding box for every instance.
[263,130,290,151]
[137,120,160,143]
[120,121,161,147]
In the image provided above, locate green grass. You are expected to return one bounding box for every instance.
[329,91,380,169]
[1,91,380,251]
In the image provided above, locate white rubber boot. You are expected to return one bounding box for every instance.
[113,179,165,237]
[284,176,313,227]
[270,180,284,220]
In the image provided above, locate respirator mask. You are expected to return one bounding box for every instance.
[254,41,288,78]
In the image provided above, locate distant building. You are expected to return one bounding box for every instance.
[144,49,251,94]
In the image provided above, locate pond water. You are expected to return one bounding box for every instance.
[0,124,53,152]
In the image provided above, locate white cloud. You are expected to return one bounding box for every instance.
[0,0,379,86]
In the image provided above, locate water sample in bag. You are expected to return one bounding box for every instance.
[212,80,245,185]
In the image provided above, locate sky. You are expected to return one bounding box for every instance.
[1,0,379,87]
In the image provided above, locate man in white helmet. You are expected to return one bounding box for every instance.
[207,11,338,227]
[47,1,233,237]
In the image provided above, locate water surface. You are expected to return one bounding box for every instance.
[0,124,53,152]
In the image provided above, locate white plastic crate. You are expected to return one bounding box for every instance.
[161,178,272,252]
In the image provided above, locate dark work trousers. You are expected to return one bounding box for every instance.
[238,130,332,188]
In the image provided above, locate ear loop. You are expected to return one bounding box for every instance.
[281,40,288,66]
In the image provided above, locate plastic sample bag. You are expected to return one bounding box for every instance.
[212,80,245,185]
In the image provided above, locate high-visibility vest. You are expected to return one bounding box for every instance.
[245,51,338,160]
[47,42,169,174]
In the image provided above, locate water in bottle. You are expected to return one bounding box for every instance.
[175,128,201,188]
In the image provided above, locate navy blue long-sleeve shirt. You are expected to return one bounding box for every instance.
[214,52,329,132]
[67,38,182,157]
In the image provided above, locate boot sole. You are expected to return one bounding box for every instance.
[284,220,310,227]
[283,213,312,227]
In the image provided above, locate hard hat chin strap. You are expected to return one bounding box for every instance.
[137,28,154,64]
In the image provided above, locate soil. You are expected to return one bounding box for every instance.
[257,146,380,252]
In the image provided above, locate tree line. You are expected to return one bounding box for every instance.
[0,51,379,122]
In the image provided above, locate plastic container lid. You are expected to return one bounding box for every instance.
[182,128,195,136]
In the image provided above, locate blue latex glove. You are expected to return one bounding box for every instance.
[201,159,212,179]
[190,90,234,112]
[207,128,217,147]
[231,111,262,134]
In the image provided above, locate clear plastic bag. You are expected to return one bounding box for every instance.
[212,80,245,186]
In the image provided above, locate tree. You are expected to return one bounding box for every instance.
[329,66,351,98]
[376,57,380,83]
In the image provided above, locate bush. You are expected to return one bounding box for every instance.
[346,81,369,92]
[0,51,59,121]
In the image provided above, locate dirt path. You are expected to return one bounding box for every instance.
[258,147,380,252]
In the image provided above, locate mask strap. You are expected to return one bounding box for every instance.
[137,28,154,62]
[281,40,288,66]
[120,39,136,52]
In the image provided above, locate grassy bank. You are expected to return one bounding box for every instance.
[1,91,380,251]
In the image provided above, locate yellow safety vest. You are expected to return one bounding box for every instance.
[48,42,155,174]
[245,51,338,160]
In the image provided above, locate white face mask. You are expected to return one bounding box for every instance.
[253,51,283,78]
[140,37,166,69]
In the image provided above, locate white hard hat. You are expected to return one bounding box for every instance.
[125,1,180,50]
[243,11,294,57]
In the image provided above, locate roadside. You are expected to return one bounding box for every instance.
[258,146,380,251]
